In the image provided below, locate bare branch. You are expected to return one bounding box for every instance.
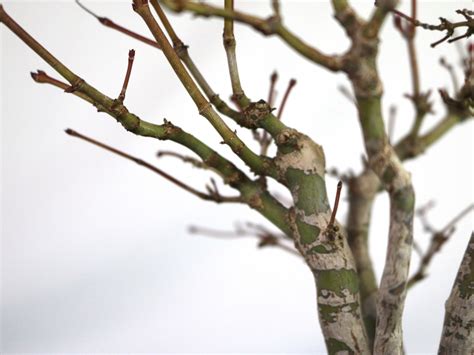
[157,150,210,170]
[161,0,343,71]
[132,0,272,177]
[75,0,160,48]
[65,129,242,203]
[223,0,249,107]
[277,78,297,120]
[391,8,474,47]
[328,181,343,228]
[408,203,474,289]
[118,49,136,103]
[440,57,460,92]
[189,222,300,257]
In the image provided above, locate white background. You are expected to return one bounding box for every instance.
[1,0,473,353]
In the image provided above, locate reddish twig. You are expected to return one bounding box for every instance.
[65,129,242,203]
[277,79,297,120]
[391,8,474,47]
[189,222,300,256]
[75,0,160,49]
[268,70,278,106]
[118,49,136,103]
[328,181,343,228]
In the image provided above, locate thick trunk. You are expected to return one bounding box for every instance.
[438,233,474,354]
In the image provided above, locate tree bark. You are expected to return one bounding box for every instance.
[438,233,474,354]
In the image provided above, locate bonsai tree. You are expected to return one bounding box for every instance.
[1,0,472,353]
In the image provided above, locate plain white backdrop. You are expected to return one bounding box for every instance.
[1,0,473,353]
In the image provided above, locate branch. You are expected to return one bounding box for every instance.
[132,0,273,177]
[391,8,474,47]
[75,0,160,48]
[408,203,474,289]
[331,0,363,37]
[393,0,434,138]
[76,0,245,125]
[0,0,293,237]
[161,0,343,71]
[189,222,300,257]
[348,18,415,351]
[157,150,211,170]
[118,49,136,103]
[438,232,474,354]
[223,0,249,107]
[65,129,242,203]
[346,170,380,349]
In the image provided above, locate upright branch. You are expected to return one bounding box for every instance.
[438,233,474,354]
[277,78,297,120]
[161,0,344,71]
[328,181,343,228]
[258,76,297,158]
[393,0,433,139]
[341,1,416,351]
[223,0,249,107]
[118,49,136,103]
[132,0,270,177]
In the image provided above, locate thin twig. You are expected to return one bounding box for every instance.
[133,0,270,177]
[30,70,94,104]
[118,49,135,103]
[189,223,300,256]
[328,181,343,227]
[223,0,249,107]
[408,203,474,289]
[271,0,281,18]
[439,57,460,93]
[277,79,296,120]
[268,71,278,106]
[75,0,160,48]
[65,129,242,203]
[391,8,474,47]
[157,150,210,170]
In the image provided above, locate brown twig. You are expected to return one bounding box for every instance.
[391,8,474,47]
[189,222,300,256]
[408,202,474,289]
[157,150,210,170]
[75,0,160,48]
[439,57,460,93]
[268,71,278,106]
[277,79,296,120]
[328,181,343,228]
[30,70,94,104]
[65,129,242,203]
[118,49,135,103]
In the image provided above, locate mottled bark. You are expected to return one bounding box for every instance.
[273,129,370,354]
[346,170,379,348]
[438,233,474,354]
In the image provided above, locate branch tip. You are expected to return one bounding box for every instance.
[118,49,136,103]
[277,77,297,120]
[75,0,100,19]
[328,180,343,227]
